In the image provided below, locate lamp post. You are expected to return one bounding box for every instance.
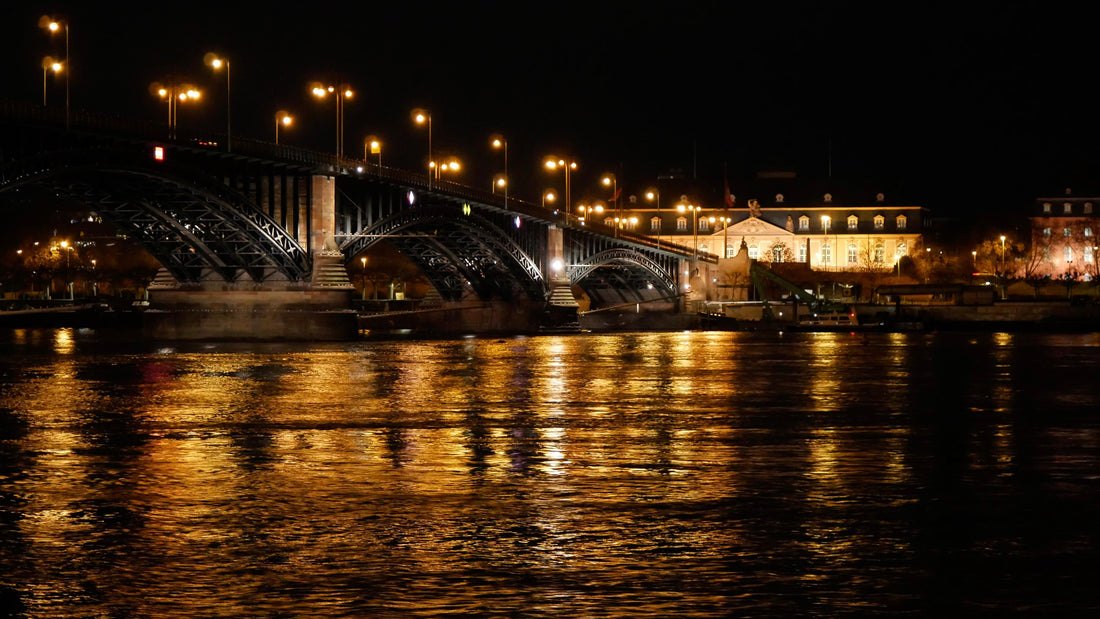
[365,136,381,167]
[312,83,353,156]
[413,110,432,189]
[40,17,69,128]
[205,54,231,152]
[678,201,700,260]
[821,215,831,270]
[491,135,508,210]
[1000,235,1006,272]
[646,189,660,250]
[542,190,556,209]
[602,173,619,220]
[154,83,201,139]
[274,111,292,144]
[41,56,61,106]
[360,256,368,301]
[545,157,577,220]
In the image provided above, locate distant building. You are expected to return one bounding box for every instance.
[584,174,928,273]
[1028,188,1100,281]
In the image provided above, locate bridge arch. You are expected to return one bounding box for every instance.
[341,205,548,303]
[0,150,310,284]
[567,247,680,308]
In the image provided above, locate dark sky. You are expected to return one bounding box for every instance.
[2,1,1097,216]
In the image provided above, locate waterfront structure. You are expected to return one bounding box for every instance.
[1028,188,1100,281]
[598,177,927,273]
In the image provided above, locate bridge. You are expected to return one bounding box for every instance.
[0,102,711,337]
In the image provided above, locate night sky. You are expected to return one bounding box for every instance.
[2,2,1097,217]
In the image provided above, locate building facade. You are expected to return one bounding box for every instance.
[1028,189,1100,281]
[583,187,927,273]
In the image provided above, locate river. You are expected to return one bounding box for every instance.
[1,327,1098,617]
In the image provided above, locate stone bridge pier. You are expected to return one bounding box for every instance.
[144,175,358,340]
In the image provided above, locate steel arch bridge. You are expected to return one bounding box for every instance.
[0,102,704,311]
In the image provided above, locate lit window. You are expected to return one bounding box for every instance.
[1085,246,1094,263]
[847,215,858,231]
[1085,202,1093,214]
[1084,227,1092,237]
[1043,228,1052,237]
[896,215,907,230]
[1064,227,1072,237]
[1065,246,1073,262]
[726,246,736,258]
[821,243,832,265]
[848,243,858,264]
[874,215,885,230]
[604,218,614,227]
[798,244,807,262]
[1064,202,1073,214]
[748,244,759,259]
[650,217,661,232]
[1043,202,1052,213]
[676,217,687,231]
[699,218,710,232]
[799,216,809,231]
[897,243,907,257]
[773,245,785,262]
[874,242,885,263]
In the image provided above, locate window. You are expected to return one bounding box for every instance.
[1086,246,1094,263]
[874,215,885,230]
[773,245,785,262]
[650,217,660,232]
[1085,227,1092,237]
[1064,227,1072,238]
[603,218,614,227]
[821,215,831,232]
[1086,202,1094,214]
[676,217,687,231]
[1064,202,1073,214]
[897,243,907,257]
[874,242,885,263]
[699,218,710,232]
[896,215,907,230]
[847,215,858,231]
[748,244,760,259]
[1065,246,1074,262]
[821,243,832,265]
[798,244,807,263]
[1043,202,1052,213]
[1043,227,1052,237]
[726,246,736,258]
[847,243,858,264]
[799,216,809,231]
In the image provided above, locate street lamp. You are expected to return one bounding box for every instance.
[1000,235,1006,272]
[274,110,293,144]
[204,53,231,152]
[542,190,556,209]
[365,135,381,167]
[491,135,508,210]
[40,16,69,128]
[602,173,619,219]
[41,56,62,106]
[677,201,701,260]
[153,83,201,139]
[492,175,507,194]
[360,256,368,301]
[545,157,577,220]
[413,109,432,189]
[312,82,353,156]
[646,189,660,250]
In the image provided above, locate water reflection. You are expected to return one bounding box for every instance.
[0,329,1098,616]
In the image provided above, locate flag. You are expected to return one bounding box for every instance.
[611,187,622,201]
[723,176,734,208]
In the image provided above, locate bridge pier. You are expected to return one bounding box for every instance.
[144,174,357,340]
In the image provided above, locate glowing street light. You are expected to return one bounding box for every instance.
[646,189,661,250]
[602,173,620,219]
[677,201,701,260]
[1000,235,1006,272]
[153,82,202,139]
[41,56,62,106]
[542,190,556,209]
[40,16,69,128]
[413,109,432,189]
[311,82,353,156]
[491,135,508,210]
[365,135,382,167]
[545,157,577,219]
[274,110,293,144]
[204,53,231,152]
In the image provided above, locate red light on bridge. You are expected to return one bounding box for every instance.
[154,146,164,161]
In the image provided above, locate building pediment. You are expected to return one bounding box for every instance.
[720,216,793,237]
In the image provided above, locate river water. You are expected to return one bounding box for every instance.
[1,327,1098,617]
